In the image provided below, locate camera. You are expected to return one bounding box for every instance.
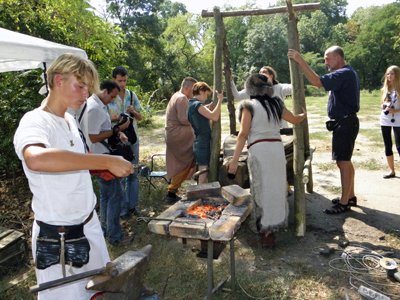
[118,112,132,125]
[383,92,392,115]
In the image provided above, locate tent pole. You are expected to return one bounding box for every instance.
[43,62,49,96]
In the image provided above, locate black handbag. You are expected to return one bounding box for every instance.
[36,221,90,270]
[326,119,339,131]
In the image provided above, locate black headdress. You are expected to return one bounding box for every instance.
[244,73,284,123]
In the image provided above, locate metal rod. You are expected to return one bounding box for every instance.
[30,266,106,293]
[207,240,214,299]
[230,239,236,291]
[30,262,118,293]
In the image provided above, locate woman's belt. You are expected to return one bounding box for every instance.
[247,138,281,149]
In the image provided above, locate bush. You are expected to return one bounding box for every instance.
[0,70,43,177]
[305,85,327,97]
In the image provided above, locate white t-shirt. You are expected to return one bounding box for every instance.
[13,108,96,225]
[380,90,400,127]
[87,94,111,154]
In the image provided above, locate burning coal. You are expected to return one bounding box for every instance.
[185,198,229,220]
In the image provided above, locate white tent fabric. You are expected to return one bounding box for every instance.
[0,27,91,147]
[0,27,87,73]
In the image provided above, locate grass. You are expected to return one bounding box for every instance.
[2,89,399,299]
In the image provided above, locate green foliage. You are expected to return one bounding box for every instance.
[244,15,290,83]
[298,11,330,54]
[0,71,43,175]
[345,3,400,89]
[158,14,212,91]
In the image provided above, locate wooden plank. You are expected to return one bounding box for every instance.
[147,200,195,235]
[0,270,34,294]
[169,218,213,240]
[0,230,24,249]
[222,202,253,223]
[221,184,251,206]
[186,181,221,200]
[0,228,14,240]
[209,216,241,241]
[201,3,320,18]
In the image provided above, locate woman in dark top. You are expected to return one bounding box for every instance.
[188,82,223,183]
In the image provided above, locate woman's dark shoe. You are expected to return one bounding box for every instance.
[247,233,276,248]
[383,173,396,179]
[324,203,351,214]
[331,196,357,207]
[259,233,276,248]
[164,192,182,204]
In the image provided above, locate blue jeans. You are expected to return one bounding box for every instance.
[97,176,124,243]
[121,141,139,216]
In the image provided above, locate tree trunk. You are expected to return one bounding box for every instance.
[208,7,224,182]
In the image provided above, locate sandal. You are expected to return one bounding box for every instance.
[383,173,395,179]
[324,203,351,214]
[331,196,357,207]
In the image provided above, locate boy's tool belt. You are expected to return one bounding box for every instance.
[35,211,93,276]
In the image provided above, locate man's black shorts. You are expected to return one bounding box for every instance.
[332,115,359,161]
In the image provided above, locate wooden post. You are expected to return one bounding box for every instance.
[208,7,224,182]
[223,30,236,135]
[287,0,308,237]
[201,3,320,18]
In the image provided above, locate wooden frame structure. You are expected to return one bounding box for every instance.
[202,1,320,237]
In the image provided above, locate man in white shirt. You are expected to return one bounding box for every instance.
[87,80,132,245]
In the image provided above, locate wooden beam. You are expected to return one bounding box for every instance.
[201,3,320,18]
[287,0,309,237]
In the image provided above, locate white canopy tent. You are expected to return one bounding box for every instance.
[0,27,91,147]
[0,27,87,73]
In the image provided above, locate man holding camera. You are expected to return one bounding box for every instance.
[87,80,132,245]
[111,66,143,219]
[288,46,360,214]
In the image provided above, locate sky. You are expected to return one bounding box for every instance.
[90,0,397,17]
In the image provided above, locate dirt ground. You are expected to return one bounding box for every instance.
[2,111,400,299]
[136,113,400,299]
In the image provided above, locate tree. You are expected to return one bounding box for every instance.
[298,11,330,54]
[243,15,290,84]
[0,0,126,175]
[106,0,183,91]
[345,3,400,89]
[157,13,212,93]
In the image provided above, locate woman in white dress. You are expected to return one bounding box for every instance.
[227,74,306,248]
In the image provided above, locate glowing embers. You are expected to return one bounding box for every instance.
[185,198,229,220]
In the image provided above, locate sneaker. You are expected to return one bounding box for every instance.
[109,234,134,247]
[120,213,131,220]
[129,208,142,217]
